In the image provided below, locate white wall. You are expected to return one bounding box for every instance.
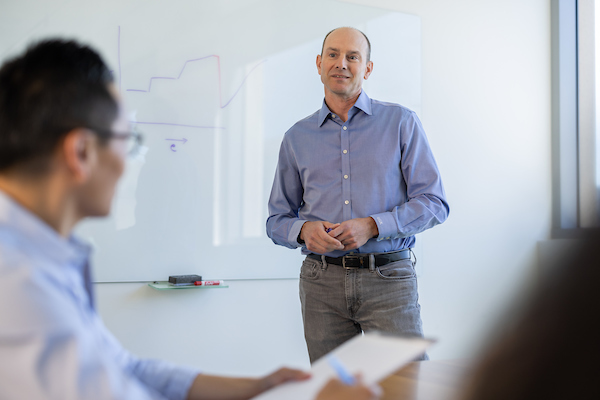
[97,0,552,375]
[96,279,309,376]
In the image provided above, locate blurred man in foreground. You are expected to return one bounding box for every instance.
[0,39,378,400]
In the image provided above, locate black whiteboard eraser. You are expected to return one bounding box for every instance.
[168,275,202,284]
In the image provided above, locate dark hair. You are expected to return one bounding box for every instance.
[321,27,371,63]
[0,39,117,172]
[460,230,600,400]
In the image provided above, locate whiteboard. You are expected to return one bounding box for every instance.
[0,0,421,281]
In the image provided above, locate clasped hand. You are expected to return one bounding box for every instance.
[299,218,379,254]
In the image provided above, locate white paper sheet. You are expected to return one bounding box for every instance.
[252,332,434,400]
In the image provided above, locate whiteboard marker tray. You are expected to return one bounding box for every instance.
[148,281,229,290]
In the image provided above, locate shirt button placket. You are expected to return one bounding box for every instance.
[341,125,351,220]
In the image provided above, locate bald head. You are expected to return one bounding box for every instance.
[316,26,374,102]
[321,27,371,62]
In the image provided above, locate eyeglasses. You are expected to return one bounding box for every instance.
[93,129,144,156]
[111,131,144,156]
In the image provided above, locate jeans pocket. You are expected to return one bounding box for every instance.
[375,259,415,280]
[300,259,321,280]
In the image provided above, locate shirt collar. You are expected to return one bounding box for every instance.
[0,189,91,269]
[317,90,373,127]
[354,90,372,116]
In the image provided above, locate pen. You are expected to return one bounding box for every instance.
[327,355,356,385]
[194,280,225,286]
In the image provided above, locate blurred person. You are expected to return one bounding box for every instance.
[0,38,378,400]
[457,230,600,400]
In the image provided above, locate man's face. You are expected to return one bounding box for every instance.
[316,28,373,100]
[77,86,128,217]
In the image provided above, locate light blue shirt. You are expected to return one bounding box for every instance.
[267,91,449,257]
[0,190,199,400]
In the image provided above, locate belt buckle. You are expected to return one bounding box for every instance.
[342,254,361,269]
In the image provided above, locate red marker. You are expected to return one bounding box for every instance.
[194,280,225,286]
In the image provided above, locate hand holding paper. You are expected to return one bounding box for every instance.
[251,332,434,400]
[315,376,381,400]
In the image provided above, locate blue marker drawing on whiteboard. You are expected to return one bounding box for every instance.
[327,355,356,385]
[166,138,188,152]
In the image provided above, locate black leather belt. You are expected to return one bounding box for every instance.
[307,249,411,269]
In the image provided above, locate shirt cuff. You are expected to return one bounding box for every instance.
[370,213,397,241]
[289,220,308,247]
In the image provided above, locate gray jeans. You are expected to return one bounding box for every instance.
[299,255,427,363]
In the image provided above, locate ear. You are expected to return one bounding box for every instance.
[364,61,373,80]
[316,54,322,76]
[62,129,96,184]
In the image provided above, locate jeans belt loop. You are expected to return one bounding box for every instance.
[369,254,375,272]
[320,254,328,270]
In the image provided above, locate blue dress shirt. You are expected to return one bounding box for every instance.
[267,91,449,257]
[0,190,199,400]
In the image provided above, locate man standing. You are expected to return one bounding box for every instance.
[267,27,449,363]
